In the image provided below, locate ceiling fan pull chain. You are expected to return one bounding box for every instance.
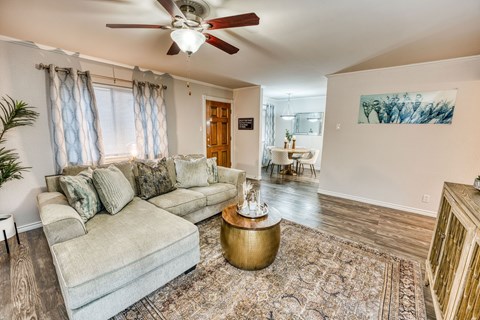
[186,55,192,96]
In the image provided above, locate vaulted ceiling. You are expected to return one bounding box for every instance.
[1,0,479,98]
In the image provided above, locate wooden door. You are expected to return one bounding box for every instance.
[206,100,231,167]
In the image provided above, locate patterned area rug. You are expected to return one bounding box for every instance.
[112,217,426,320]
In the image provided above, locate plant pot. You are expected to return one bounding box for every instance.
[474,179,480,191]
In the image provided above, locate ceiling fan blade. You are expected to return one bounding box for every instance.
[204,33,239,55]
[167,42,180,55]
[156,0,186,19]
[106,24,169,29]
[205,13,259,30]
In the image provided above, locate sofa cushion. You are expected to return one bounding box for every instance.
[92,166,134,214]
[206,157,219,184]
[63,162,137,196]
[174,157,209,188]
[135,161,176,199]
[190,183,237,206]
[148,189,206,217]
[50,197,199,309]
[59,168,103,222]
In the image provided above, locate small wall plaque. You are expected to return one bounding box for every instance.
[238,118,254,130]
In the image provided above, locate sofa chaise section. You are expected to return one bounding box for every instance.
[44,197,199,320]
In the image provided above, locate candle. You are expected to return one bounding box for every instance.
[292,135,296,140]
[284,137,288,142]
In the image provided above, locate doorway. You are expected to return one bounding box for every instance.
[206,99,231,167]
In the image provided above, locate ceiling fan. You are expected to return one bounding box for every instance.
[106,0,259,56]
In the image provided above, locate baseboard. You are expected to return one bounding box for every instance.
[317,188,437,217]
[17,221,43,233]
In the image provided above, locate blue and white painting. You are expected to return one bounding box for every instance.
[358,90,457,124]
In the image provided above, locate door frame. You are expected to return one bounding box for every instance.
[202,95,235,167]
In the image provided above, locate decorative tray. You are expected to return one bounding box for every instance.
[237,203,269,219]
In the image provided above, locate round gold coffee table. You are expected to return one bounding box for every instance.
[220,204,282,270]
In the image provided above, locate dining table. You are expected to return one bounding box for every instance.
[271,147,310,175]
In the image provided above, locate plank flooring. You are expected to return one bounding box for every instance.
[0,169,436,319]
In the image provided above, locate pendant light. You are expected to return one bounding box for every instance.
[280,93,295,120]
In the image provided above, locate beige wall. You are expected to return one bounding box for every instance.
[0,38,233,229]
[318,56,480,216]
[166,78,233,155]
[233,86,263,179]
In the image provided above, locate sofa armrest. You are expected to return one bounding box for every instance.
[37,192,87,246]
[217,166,246,202]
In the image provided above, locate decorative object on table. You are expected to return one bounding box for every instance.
[237,181,268,218]
[358,89,457,124]
[120,217,427,319]
[284,129,292,148]
[291,135,296,149]
[280,93,295,120]
[238,118,254,130]
[0,96,39,188]
[474,175,480,191]
[0,214,20,254]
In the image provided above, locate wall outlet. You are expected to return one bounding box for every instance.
[422,194,431,203]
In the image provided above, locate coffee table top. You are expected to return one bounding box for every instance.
[222,205,282,230]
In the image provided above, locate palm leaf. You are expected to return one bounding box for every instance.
[0,96,38,188]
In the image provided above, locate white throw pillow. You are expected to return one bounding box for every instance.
[174,157,209,188]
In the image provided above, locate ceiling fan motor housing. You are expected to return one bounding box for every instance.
[174,0,210,19]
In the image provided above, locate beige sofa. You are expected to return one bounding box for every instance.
[37,158,246,320]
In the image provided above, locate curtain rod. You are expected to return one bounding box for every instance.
[35,63,167,90]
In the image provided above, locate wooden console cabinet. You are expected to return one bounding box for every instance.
[426,182,480,320]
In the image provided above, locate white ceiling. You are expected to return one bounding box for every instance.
[1,0,479,98]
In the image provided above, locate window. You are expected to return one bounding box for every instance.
[93,84,136,159]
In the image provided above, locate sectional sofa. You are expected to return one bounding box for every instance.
[36,157,246,320]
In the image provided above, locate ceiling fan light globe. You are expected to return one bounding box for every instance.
[171,29,206,55]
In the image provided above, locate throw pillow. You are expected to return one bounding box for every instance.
[92,165,134,214]
[206,157,219,184]
[174,157,209,188]
[59,168,103,222]
[135,160,176,199]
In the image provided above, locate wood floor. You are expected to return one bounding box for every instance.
[0,170,437,320]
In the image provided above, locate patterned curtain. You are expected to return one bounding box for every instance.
[133,81,168,159]
[262,104,275,166]
[47,65,105,173]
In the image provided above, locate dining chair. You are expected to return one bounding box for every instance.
[270,149,293,176]
[297,149,320,177]
[291,146,306,172]
[264,146,275,172]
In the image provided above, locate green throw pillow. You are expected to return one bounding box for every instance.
[59,168,103,222]
[135,160,176,199]
[174,157,209,188]
[206,157,219,184]
[92,165,134,214]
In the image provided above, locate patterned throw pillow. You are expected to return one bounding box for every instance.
[174,157,209,188]
[135,160,176,199]
[59,168,103,222]
[206,157,219,184]
[92,165,134,214]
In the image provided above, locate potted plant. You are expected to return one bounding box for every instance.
[0,96,39,188]
[474,175,480,191]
